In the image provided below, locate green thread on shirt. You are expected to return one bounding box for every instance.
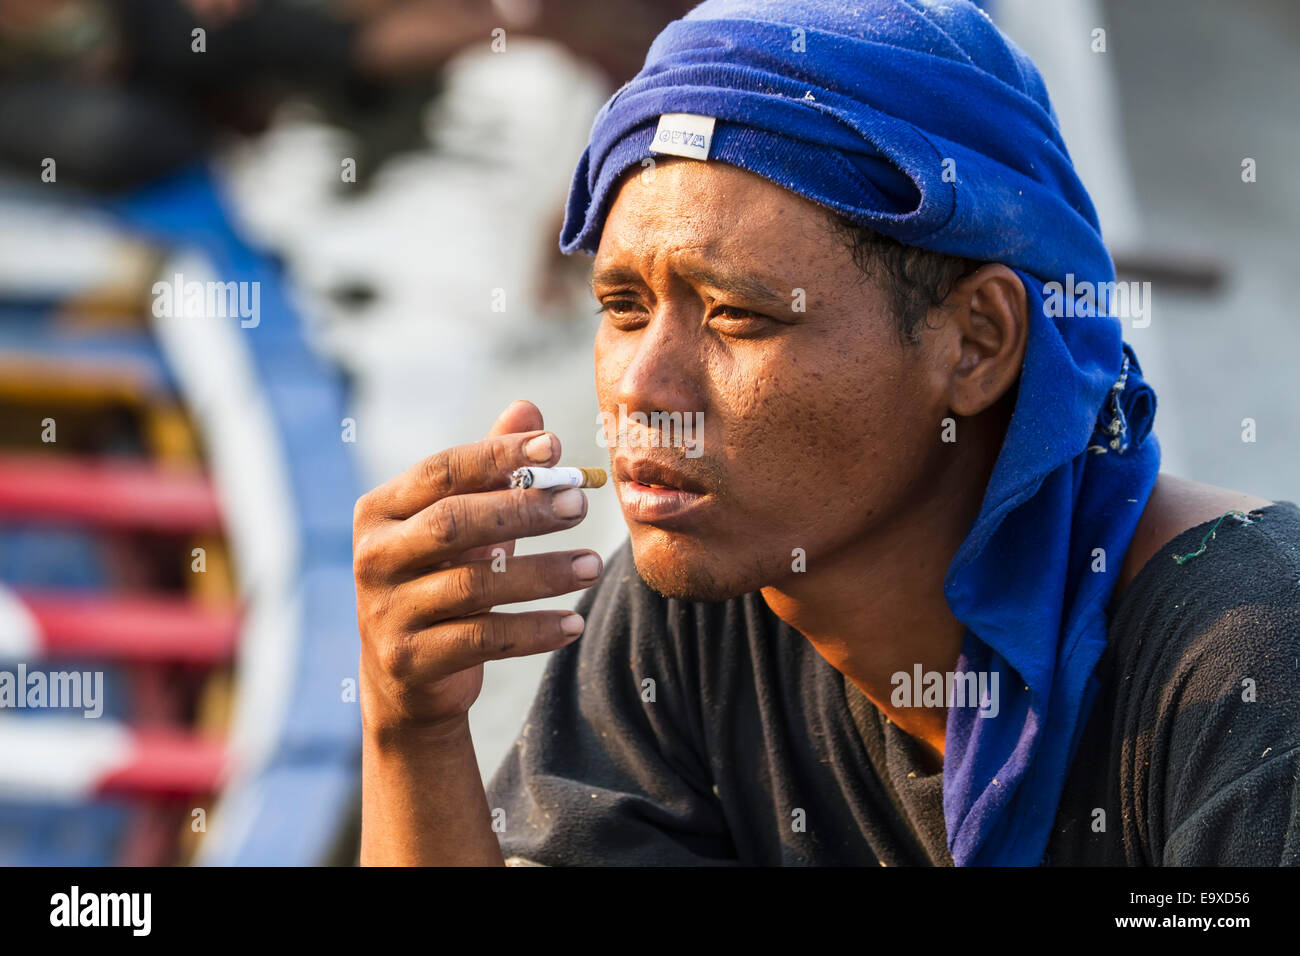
[1172,510,1262,565]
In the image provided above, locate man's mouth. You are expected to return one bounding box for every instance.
[614,456,713,524]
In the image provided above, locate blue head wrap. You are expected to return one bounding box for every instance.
[561,0,1160,866]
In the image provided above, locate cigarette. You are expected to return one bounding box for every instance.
[509,466,607,490]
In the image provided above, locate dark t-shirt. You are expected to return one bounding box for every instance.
[485,502,1300,865]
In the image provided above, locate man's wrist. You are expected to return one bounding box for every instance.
[363,710,473,754]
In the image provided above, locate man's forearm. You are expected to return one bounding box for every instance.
[361,715,505,866]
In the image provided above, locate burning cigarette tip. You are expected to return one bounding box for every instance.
[509,466,607,490]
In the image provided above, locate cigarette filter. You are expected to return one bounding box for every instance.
[510,466,607,490]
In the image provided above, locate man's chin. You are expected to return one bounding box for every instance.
[629,539,761,603]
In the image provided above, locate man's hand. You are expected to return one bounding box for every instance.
[354,399,602,864]
[353,399,601,734]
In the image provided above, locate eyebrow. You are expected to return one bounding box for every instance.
[590,263,794,313]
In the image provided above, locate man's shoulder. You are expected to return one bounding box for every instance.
[1111,476,1300,647]
[1097,482,1300,864]
[1116,473,1277,595]
[1105,479,1300,704]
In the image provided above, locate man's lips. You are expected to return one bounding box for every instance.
[614,457,713,523]
[615,457,708,493]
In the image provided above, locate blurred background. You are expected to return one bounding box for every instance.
[0,0,1295,865]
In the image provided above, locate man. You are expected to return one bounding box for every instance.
[352,0,1300,865]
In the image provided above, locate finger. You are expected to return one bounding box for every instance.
[457,534,518,566]
[355,486,588,583]
[461,400,539,563]
[429,610,586,673]
[485,399,543,439]
[462,401,543,563]
[396,550,603,624]
[376,609,586,683]
[363,428,564,521]
[389,485,588,574]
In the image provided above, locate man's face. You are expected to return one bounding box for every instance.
[592,158,952,601]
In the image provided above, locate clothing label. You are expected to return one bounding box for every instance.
[649,113,716,161]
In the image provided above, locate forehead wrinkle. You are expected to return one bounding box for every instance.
[591,253,796,315]
[593,163,849,312]
[672,262,791,310]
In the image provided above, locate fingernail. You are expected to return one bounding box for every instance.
[572,553,602,581]
[560,613,585,636]
[524,434,554,462]
[552,487,585,518]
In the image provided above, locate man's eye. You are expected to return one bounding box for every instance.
[708,306,767,335]
[596,299,647,325]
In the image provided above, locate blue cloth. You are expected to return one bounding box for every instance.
[560,0,1161,865]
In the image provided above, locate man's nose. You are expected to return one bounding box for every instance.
[612,308,702,427]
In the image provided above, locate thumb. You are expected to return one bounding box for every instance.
[486,399,544,439]
[461,400,545,566]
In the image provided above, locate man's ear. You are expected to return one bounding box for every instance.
[933,263,1028,417]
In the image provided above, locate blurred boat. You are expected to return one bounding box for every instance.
[0,166,361,865]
